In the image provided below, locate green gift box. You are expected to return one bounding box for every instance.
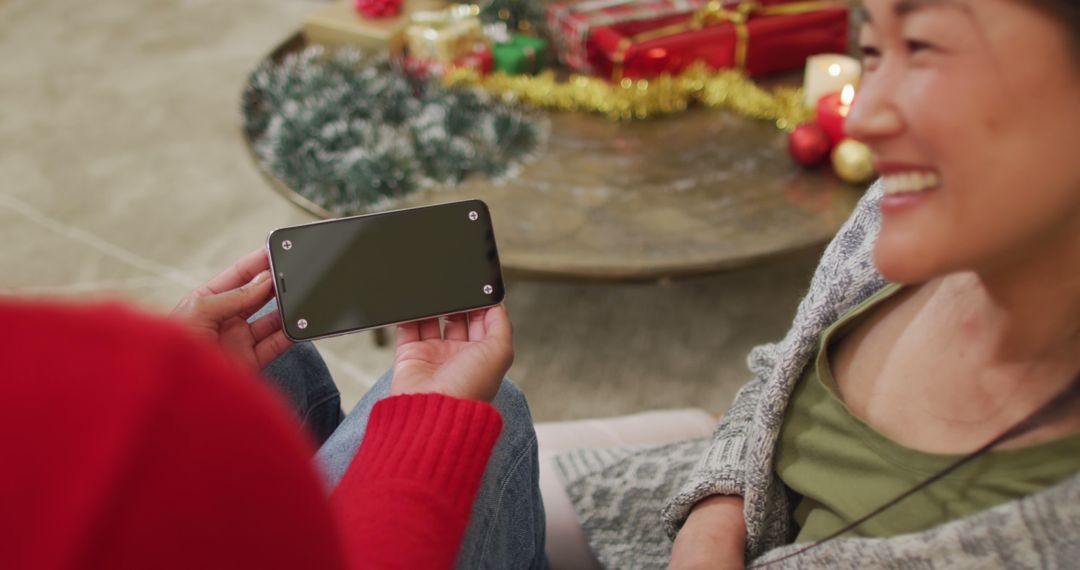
[493,34,549,75]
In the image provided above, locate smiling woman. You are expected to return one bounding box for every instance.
[850,0,1080,288]
[548,1,1080,568]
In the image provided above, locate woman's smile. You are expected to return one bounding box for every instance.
[877,162,943,214]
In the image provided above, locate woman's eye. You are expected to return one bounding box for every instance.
[859,44,882,71]
[905,39,934,54]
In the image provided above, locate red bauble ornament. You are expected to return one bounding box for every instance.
[816,91,850,144]
[355,0,402,18]
[788,123,833,167]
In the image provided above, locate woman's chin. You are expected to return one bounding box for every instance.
[873,239,942,284]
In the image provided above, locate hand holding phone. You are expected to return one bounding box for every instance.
[392,305,513,403]
[172,248,292,370]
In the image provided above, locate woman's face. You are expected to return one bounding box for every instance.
[847,0,1080,283]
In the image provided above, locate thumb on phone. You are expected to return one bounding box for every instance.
[482,305,512,345]
[195,270,273,323]
[474,304,514,377]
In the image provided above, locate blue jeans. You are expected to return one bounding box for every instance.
[262,343,548,569]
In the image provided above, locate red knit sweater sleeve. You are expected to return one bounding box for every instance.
[331,394,504,570]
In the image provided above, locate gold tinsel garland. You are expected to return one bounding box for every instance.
[443,63,813,128]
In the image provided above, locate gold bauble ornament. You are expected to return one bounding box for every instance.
[831,139,876,184]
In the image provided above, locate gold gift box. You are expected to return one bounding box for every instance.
[406,5,486,64]
[303,0,447,54]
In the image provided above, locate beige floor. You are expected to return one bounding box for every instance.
[1,0,824,421]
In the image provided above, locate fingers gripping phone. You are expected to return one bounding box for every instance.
[266,199,505,342]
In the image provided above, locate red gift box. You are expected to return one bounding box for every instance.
[587,0,849,81]
[547,0,713,73]
[456,45,494,75]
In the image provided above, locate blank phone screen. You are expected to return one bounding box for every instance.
[268,200,504,341]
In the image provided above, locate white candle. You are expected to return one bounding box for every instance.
[803,54,862,108]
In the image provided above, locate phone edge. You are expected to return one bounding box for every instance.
[273,300,508,344]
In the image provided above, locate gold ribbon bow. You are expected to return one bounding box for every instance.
[411,4,481,27]
[612,0,841,81]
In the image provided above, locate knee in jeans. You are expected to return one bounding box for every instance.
[491,378,534,426]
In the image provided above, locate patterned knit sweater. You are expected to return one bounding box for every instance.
[554,181,1080,569]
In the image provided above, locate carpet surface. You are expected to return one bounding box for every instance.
[0,0,827,420]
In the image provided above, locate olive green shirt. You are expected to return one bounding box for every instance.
[775,283,1080,544]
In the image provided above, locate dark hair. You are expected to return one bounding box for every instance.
[1032,0,1080,58]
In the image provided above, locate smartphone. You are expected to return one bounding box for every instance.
[266,199,505,342]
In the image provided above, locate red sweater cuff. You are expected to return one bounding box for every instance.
[342,394,503,514]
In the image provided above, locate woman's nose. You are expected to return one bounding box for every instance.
[844,76,904,143]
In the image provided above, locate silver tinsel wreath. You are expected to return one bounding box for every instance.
[242,47,545,215]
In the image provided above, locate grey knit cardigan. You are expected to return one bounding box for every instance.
[554,182,1080,569]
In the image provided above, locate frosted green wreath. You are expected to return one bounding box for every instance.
[242,47,543,215]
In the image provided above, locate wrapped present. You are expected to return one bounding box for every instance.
[547,0,712,73]
[404,44,493,79]
[493,34,549,75]
[457,44,495,74]
[303,0,447,53]
[406,4,487,64]
[588,0,849,80]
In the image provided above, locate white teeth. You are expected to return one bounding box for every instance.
[882,171,941,195]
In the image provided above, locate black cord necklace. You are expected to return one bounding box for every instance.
[748,371,1080,569]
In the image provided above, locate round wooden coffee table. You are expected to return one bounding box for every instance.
[248,34,863,282]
